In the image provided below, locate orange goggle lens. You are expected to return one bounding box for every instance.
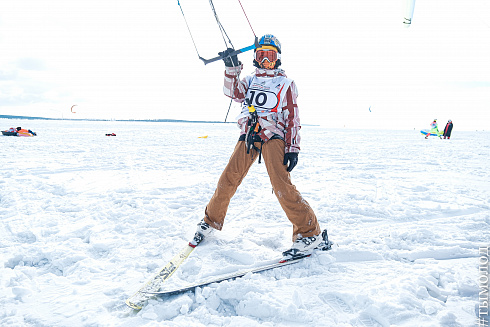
[255,49,278,63]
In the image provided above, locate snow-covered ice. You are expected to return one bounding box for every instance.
[1,119,488,326]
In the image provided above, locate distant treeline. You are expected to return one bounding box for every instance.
[0,115,229,124]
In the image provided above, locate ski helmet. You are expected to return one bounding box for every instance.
[258,34,281,53]
[254,34,282,69]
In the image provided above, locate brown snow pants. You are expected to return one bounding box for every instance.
[203,139,321,241]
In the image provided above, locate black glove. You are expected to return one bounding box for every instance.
[283,152,298,172]
[219,48,240,67]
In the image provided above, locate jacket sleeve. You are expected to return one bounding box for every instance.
[282,81,301,153]
[223,64,247,102]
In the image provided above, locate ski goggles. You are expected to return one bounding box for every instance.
[255,47,278,63]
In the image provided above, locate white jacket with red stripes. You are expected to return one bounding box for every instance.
[223,65,301,153]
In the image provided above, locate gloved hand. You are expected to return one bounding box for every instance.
[283,152,298,172]
[219,48,240,67]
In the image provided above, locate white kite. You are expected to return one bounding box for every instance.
[403,0,416,27]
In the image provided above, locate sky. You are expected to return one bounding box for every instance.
[0,0,489,130]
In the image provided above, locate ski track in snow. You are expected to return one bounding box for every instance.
[0,119,488,327]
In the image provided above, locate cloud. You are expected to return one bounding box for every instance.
[0,68,18,81]
[0,0,489,130]
[16,58,47,71]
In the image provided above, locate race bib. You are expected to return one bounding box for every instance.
[244,76,292,115]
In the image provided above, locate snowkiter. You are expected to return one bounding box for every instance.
[15,127,36,137]
[192,34,324,258]
[443,120,453,139]
[425,119,441,139]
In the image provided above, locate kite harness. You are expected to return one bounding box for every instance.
[244,98,264,163]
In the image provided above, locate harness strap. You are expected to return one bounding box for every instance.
[239,132,287,165]
[240,122,264,163]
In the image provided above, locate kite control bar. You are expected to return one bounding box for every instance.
[199,37,259,65]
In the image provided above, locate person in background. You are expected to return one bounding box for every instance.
[425,119,441,139]
[443,120,453,139]
[15,127,36,136]
[6,127,17,134]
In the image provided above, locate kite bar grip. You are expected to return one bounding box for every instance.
[199,37,259,65]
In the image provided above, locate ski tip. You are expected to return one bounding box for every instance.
[125,299,143,310]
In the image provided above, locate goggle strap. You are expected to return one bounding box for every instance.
[257,45,277,51]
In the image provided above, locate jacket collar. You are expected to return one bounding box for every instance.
[254,68,287,78]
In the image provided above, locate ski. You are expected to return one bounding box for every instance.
[125,242,197,310]
[126,230,332,309]
[146,239,333,297]
[145,255,309,296]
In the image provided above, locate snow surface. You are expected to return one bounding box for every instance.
[1,119,488,327]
